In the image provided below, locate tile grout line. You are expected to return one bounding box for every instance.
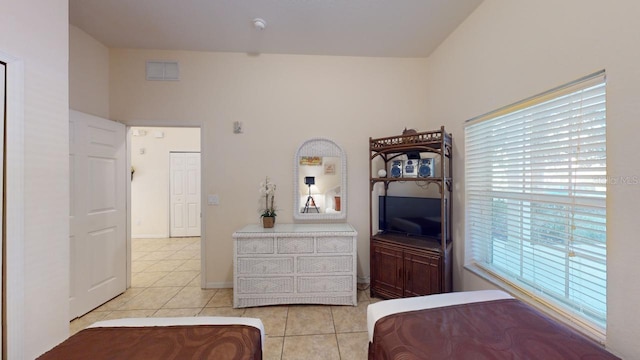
[330,306,343,359]
[280,305,290,359]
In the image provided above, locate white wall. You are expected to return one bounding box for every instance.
[69,25,109,118]
[130,127,201,238]
[424,0,640,357]
[110,49,430,286]
[0,0,69,358]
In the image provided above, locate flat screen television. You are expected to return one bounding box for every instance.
[378,196,441,238]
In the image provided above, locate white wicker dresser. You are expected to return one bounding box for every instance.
[233,223,358,308]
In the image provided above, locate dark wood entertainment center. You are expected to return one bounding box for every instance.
[369,127,452,299]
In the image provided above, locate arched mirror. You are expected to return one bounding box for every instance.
[293,138,347,221]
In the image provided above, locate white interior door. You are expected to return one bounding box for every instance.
[170,152,201,237]
[69,110,126,319]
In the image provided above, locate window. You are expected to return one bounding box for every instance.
[465,71,607,334]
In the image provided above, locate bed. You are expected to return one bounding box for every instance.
[367,290,619,359]
[38,317,265,360]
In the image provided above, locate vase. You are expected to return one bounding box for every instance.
[262,216,275,228]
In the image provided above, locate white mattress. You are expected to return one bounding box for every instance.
[367,290,513,342]
[88,317,266,349]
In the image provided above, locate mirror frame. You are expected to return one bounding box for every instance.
[293,138,347,221]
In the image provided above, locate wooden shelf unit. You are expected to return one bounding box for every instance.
[369,126,453,299]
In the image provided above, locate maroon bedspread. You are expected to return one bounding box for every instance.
[38,324,262,360]
[369,299,619,360]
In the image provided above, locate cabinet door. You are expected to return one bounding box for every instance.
[371,241,403,298]
[403,250,441,297]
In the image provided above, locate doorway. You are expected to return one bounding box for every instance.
[1,60,6,357]
[129,126,202,284]
[0,51,24,360]
[130,127,201,238]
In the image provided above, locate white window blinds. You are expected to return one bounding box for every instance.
[465,71,607,332]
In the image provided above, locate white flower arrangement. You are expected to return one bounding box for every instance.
[259,176,277,218]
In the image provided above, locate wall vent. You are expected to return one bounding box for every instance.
[146,61,179,81]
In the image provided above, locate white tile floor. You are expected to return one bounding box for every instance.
[70,237,374,359]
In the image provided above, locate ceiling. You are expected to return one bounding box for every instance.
[69,0,483,58]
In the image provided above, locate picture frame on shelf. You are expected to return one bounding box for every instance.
[324,162,336,175]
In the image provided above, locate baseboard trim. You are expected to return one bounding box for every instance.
[131,234,169,239]
[204,281,233,289]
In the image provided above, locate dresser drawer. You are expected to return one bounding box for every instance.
[237,257,293,274]
[317,237,353,253]
[237,277,294,294]
[277,237,314,254]
[297,255,353,273]
[236,238,274,254]
[298,276,353,293]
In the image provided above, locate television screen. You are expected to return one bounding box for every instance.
[379,196,441,238]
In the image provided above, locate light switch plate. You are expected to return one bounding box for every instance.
[208,194,220,205]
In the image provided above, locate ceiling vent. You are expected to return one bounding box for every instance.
[146,60,179,81]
